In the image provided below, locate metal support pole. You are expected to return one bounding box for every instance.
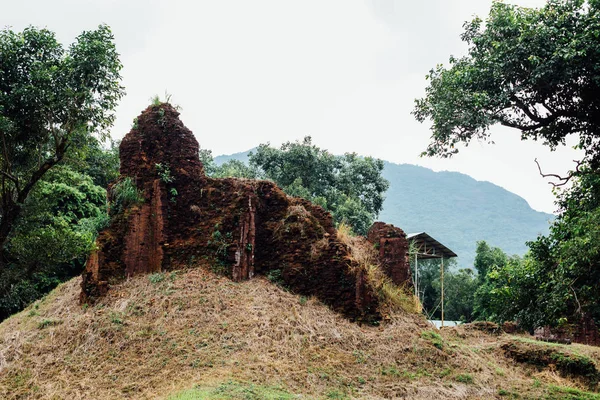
[414,253,418,301]
[441,257,444,328]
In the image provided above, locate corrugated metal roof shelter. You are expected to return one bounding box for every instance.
[407,232,457,259]
[407,232,457,328]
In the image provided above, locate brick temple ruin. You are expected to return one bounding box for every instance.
[81,103,413,323]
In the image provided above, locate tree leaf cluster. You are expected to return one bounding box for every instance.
[201,137,389,235]
[0,24,123,259]
[414,0,600,169]
[0,162,111,320]
[414,0,600,332]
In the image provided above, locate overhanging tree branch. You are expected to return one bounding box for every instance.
[534,158,583,187]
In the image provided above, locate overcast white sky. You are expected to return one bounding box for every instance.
[4,0,580,214]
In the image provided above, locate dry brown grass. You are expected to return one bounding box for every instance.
[0,267,599,399]
[336,223,421,315]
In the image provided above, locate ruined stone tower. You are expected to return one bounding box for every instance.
[81,103,413,322]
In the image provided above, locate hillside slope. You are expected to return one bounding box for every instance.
[215,151,554,268]
[1,267,599,399]
[379,162,553,267]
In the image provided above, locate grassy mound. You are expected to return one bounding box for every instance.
[1,267,600,399]
[502,339,600,388]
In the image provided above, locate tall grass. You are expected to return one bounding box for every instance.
[337,223,422,314]
[110,177,144,213]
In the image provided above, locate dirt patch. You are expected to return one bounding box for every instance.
[462,321,503,335]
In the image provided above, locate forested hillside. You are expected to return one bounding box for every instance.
[214,151,553,267]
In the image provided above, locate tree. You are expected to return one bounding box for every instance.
[473,241,508,283]
[0,165,107,320]
[413,0,600,331]
[413,0,600,176]
[444,268,478,322]
[0,25,124,264]
[249,137,389,234]
[473,255,543,328]
[526,170,600,327]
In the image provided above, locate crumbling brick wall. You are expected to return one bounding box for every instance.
[81,103,411,323]
[535,315,600,346]
[367,222,412,288]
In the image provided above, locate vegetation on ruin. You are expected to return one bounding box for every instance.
[2,0,600,398]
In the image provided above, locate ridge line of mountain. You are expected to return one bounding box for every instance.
[213,149,554,268]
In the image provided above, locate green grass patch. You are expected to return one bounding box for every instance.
[168,380,297,400]
[325,389,349,399]
[545,385,600,400]
[455,373,474,384]
[37,318,62,329]
[421,330,444,350]
[149,272,166,284]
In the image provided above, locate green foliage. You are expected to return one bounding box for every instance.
[0,24,123,253]
[473,241,508,283]
[0,166,107,320]
[443,268,478,322]
[208,228,232,257]
[201,147,258,179]
[212,159,259,179]
[198,148,216,175]
[149,273,166,284]
[474,253,542,327]
[413,0,600,332]
[109,312,124,325]
[76,140,120,188]
[325,390,348,399]
[546,385,600,400]
[155,163,175,183]
[472,173,600,329]
[37,319,62,330]
[266,269,284,285]
[414,257,477,321]
[8,167,106,264]
[248,137,389,235]
[414,0,600,169]
[167,380,296,400]
[421,330,444,350]
[525,172,600,328]
[110,177,144,213]
[455,374,474,384]
[201,138,388,234]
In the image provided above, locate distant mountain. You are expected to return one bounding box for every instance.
[214,150,554,268]
[214,150,254,165]
[379,162,552,268]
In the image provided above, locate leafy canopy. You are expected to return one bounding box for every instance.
[413,0,600,330]
[249,137,389,235]
[0,24,123,252]
[0,165,108,320]
[201,138,390,235]
[414,0,600,168]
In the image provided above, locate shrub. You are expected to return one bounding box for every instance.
[455,373,474,384]
[110,177,144,213]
